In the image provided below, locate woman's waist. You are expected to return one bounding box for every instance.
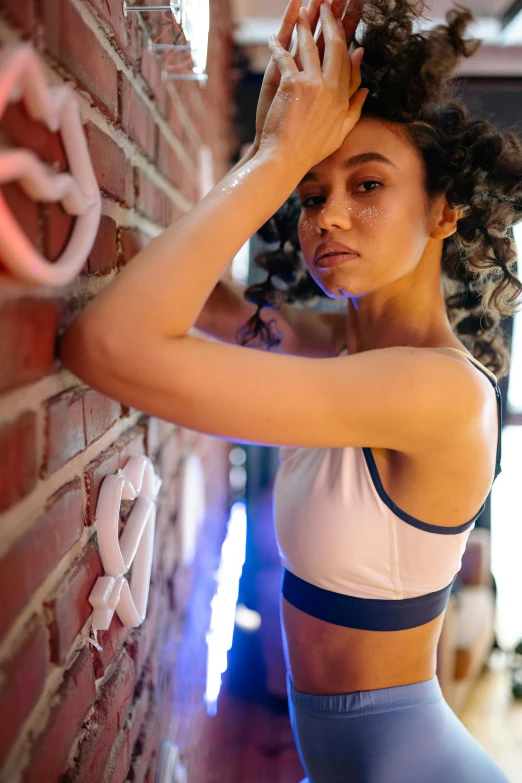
[281,596,445,696]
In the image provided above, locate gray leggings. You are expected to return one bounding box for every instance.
[287,672,511,783]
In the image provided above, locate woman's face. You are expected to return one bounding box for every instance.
[296,116,437,299]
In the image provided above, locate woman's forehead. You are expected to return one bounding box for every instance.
[321,117,417,170]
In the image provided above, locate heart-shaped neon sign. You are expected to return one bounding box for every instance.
[0,44,101,286]
[89,456,162,631]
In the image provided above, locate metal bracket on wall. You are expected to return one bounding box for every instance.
[122,1,209,84]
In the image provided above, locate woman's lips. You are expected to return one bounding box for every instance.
[316,252,359,268]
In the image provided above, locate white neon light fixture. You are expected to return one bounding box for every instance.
[204,501,247,716]
[0,44,101,286]
[88,456,162,633]
[178,452,206,566]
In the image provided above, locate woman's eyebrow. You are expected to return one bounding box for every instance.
[298,152,398,186]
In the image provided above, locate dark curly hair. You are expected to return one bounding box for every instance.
[236,0,522,379]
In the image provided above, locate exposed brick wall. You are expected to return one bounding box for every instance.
[0,0,234,780]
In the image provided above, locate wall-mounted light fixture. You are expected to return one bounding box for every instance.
[88,456,162,636]
[0,44,101,286]
[177,452,206,567]
[123,0,210,84]
[205,500,247,716]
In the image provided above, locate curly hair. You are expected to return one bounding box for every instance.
[236,0,522,379]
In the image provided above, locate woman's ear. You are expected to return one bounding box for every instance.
[431,197,464,239]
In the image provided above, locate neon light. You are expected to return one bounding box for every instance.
[89,456,162,632]
[0,44,101,286]
[204,501,247,715]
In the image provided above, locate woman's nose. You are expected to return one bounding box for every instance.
[315,195,353,233]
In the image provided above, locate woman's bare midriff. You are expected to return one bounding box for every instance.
[282,596,445,695]
[281,350,499,696]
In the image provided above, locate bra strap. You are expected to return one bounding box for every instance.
[440,348,502,480]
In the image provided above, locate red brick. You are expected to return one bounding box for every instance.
[83,389,121,445]
[0,299,63,394]
[0,0,34,34]
[84,445,120,527]
[158,432,180,482]
[136,170,173,227]
[84,0,142,66]
[141,40,168,116]
[0,479,83,641]
[0,412,37,514]
[0,182,41,258]
[45,543,103,664]
[86,215,118,275]
[157,134,184,191]
[1,100,68,172]
[121,75,157,160]
[127,586,160,677]
[85,122,134,206]
[23,648,96,783]
[102,729,132,783]
[43,202,76,269]
[0,617,47,768]
[118,427,147,468]
[144,756,159,783]
[90,615,131,678]
[83,427,146,526]
[128,702,161,783]
[42,0,118,122]
[66,649,135,783]
[145,417,174,459]
[135,169,161,225]
[127,678,151,761]
[42,389,86,478]
[118,227,150,267]
[63,721,106,783]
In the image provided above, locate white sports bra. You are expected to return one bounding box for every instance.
[273,345,502,631]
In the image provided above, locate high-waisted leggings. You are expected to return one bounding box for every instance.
[287,672,512,782]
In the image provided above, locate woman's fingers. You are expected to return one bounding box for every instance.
[276,0,303,53]
[292,0,323,70]
[314,0,362,62]
[296,6,322,76]
[321,1,350,85]
[349,46,364,96]
[268,33,300,80]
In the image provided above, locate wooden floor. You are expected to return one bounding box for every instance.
[185,649,522,782]
[459,649,522,783]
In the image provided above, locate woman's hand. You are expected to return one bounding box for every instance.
[258,1,368,175]
[253,0,362,152]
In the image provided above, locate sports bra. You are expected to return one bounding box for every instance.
[273,346,503,632]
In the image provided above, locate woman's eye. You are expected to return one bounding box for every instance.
[300,195,325,208]
[300,181,382,208]
[354,180,382,194]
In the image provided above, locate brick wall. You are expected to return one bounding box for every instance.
[0,1,235,780]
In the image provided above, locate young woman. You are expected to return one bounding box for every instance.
[59,0,522,780]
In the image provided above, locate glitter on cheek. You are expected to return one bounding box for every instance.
[353,206,389,227]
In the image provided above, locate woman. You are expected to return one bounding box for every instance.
[59,0,522,780]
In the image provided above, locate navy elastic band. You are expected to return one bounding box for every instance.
[282,568,457,631]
